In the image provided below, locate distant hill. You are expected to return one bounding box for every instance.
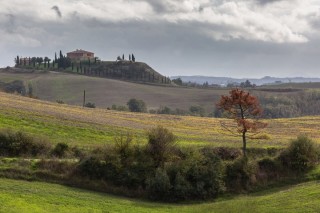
[15,59,172,85]
[171,75,320,86]
[0,69,223,112]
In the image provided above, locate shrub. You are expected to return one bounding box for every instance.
[111,104,128,111]
[51,142,69,158]
[146,168,171,200]
[211,147,241,160]
[189,105,205,117]
[77,156,105,179]
[256,157,281,183]
[225,157,257,192]
[85,102,96,108]
[157,106,172,114]
[0,130,51,157]
[3,80,26,95]
[146,126,177,167]
[56,100,64,104]
[165,150,225,201]
[278,135,319,173]
[127,98,147,112]
[114,133,134,167]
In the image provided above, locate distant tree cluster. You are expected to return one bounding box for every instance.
[240,80,256,88]
[15,55,51,68]
[172,78,221,88]
[56,50,71,69]
[117,53,135,62]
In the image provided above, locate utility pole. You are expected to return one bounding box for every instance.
[83,90,86,107]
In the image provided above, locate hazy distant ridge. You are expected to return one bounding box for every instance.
[171,76,320,86]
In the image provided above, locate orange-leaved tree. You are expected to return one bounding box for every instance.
[217,89,267,157]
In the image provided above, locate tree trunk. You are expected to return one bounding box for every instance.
[240,105,247,157]
[242,131,247,157]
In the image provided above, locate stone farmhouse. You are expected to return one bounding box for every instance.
[67,49,94,61]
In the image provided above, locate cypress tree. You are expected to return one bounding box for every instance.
[16,56,19,66]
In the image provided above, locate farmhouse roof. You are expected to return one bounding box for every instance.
[67,49,94,54]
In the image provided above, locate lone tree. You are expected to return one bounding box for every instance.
[217,89,267,157]
[127,98,147,112]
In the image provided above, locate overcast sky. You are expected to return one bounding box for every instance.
[1,0,320,78]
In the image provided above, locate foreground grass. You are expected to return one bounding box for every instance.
[0,92,320,148]
[0,178,319,213]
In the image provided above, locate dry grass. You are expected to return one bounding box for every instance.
[0,92,320,148]
[0,70,225,112]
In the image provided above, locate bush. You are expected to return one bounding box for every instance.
[211,147,241,160]
[278,135,319,173]
[146,168,171,200]
[51,142,69,158]
[225,157,256,192]
[157,106,172,114]
[77,156,105,179]
[189,105,205,117]
[85,102,96,108]
[146,126,177,167]
[0,130,51,157]
[3,80,26,95]
[111,104,128,111]
[256,157,281,183]
[127,98,147,112]
[163,149,225,201]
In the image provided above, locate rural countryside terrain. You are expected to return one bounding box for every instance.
[0,47,320,213]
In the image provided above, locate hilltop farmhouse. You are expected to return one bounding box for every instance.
[67,49,94,61]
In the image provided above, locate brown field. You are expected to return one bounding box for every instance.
[0,70,226,112]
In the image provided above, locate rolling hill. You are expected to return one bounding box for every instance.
[0,68,225,112]
[1,178,320,213]
[0,91,319,148]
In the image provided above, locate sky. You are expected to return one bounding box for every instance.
[0,0,320,78]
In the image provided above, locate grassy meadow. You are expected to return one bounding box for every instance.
[1,70,320,212]
[0,91,320,148]
[1,178,320,213]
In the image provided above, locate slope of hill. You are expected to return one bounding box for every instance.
[1,178,320,213]
[0,91,320,148]
[0,69,224,112]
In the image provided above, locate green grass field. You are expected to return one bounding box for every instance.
[0,178,319,213]
[1,92,320,148]
[1,70,320,212]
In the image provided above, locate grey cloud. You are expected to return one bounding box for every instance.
[144,0,168,13]
[51,5,62,18]
[5,14,15,33]
[256,0,285,5]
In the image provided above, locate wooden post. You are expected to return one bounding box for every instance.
[83,90,86,107]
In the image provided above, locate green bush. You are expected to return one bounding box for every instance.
[0,130,51,157]
[166,150,225,201]
[225,157,256,192]
[127,98,147,112]
[77,156,105,179]
[278,135,319,173]
[146,126,177,167]
[146,168,171,200]
[256,157,281,182]
[51,142,69,158]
